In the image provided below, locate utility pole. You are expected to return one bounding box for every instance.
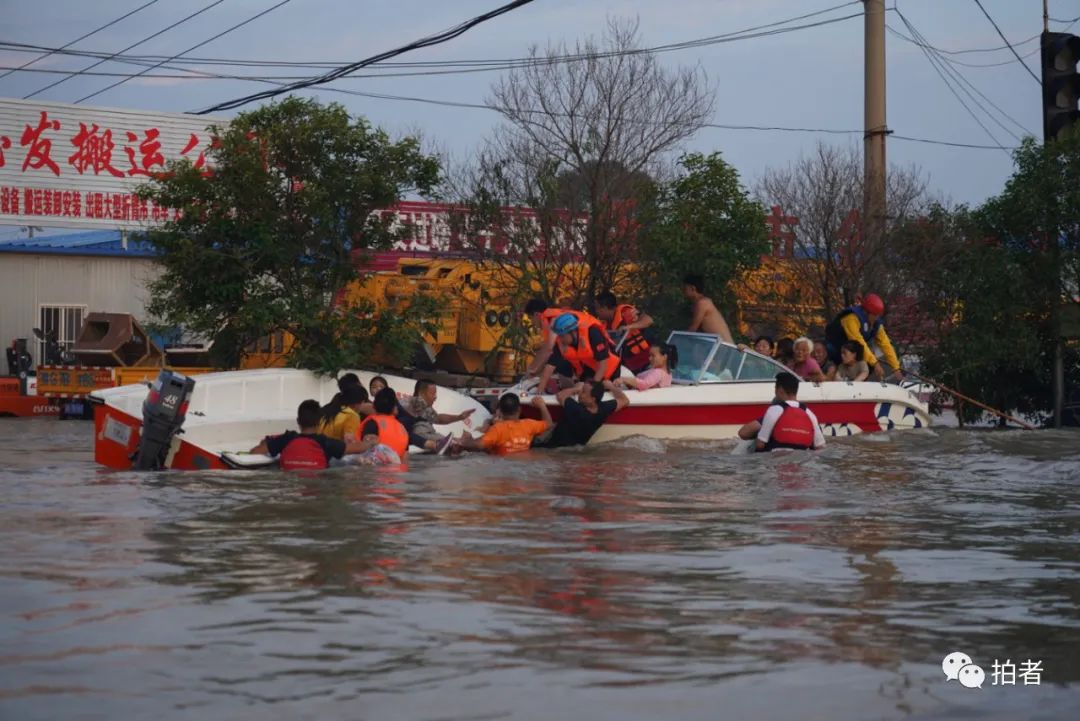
[1043,0,1049,33]
[863,0,888,256]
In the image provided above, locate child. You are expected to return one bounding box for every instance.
[351,387,410,466]
[455,393,553,456]
[615,343,677,391]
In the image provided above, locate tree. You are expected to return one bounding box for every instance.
[900,135,1080,425]
[757,143,930,322]
[451,17,714,307]
[637,152,769,333]
[139,97,440,371]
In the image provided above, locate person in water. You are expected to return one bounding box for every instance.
[615,343,678,390]
[737,372,825,452]
[405,379,472,454]
[456,392,553,456]
[352,387,410,465]
[316,384,369,441]
[250,400,367,470]
[683,273,733,343]
[542,379,629,448]
[824,293,903,381]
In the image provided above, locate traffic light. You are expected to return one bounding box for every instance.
[1041,32,1080,142]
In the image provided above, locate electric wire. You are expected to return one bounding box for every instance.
[0,1,863,72]
[0,0,161,82]
[22,0,226,100]
[895,8,1011,153]
[0,12,866,84]
[894,14,1033,138]
[74,0,295,104]
[196,0,540,113]
[971,0,1041,83]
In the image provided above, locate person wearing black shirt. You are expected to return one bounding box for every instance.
[543,379,629,448]
[250,399,367,470]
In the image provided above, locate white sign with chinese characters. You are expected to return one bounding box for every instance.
[0,97,226,230]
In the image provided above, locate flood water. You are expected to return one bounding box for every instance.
[1,417,1079,721]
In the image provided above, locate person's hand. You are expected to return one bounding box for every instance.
[530,395,547,408]
[872,363,885,380]
[736,343,748,352]
[892,367,905,382]
[602,379,616,391]
[458,408,475,421]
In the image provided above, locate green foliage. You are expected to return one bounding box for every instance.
[637,152,769,333]
[138,97,440,373]
[911,136,1080,424]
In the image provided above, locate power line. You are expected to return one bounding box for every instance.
[23,0,226,100]
[196,0,540,114]
[895,8,1011,153]
[0,1,865,80]
[74,0,296,104]
[0,11,867,85]
[886,24,1041,68]
[971,0,1041,84]
[892,14,1033,139]
[0,0,161,82]
[890,134,1016,150]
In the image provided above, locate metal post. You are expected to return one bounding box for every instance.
[863,0,888,254]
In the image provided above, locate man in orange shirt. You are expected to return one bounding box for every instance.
[455,393,553,456]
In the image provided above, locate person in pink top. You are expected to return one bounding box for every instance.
[615,343,677,391]
[790,337,826,383]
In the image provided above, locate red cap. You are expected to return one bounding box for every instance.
[862,293,885,315]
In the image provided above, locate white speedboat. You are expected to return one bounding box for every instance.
[90,368,490,470]
[477,332,930,443]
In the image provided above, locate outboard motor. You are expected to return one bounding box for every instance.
[6,339,33,394]
[134,369,196,470]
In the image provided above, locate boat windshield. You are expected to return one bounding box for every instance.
[666,331,789,384]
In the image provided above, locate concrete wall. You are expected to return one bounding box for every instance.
[0,252,161,366]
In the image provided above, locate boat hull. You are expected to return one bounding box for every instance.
[526,380,930,444]
[91,368,492,471]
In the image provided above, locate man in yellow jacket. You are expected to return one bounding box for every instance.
[824,293,903,381]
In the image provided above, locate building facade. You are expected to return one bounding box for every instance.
[0,232,160,366]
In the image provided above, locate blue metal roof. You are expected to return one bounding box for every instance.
[0,230,158,257]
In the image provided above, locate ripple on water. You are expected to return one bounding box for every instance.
[0,418,1079,721]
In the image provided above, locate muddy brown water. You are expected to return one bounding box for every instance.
[1,417,1078,720]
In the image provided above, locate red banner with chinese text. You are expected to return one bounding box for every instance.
[0,98,223,230]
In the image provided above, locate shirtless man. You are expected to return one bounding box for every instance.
[683,274,733,343]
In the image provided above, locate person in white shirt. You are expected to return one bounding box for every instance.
[737,372,826,451]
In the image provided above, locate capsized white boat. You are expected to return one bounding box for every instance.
[90,368,491,470]
[473,332,931,444]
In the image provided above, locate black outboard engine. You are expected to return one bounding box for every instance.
[134,369,196,470]
[6,339,34,394]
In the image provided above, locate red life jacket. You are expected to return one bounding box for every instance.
[608,303,650,369]
[280,435,330,470]
[558,311,619,380]
[367,413,409,460]
[763,400,816,451]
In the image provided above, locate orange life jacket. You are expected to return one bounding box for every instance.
[608,303,650,362]
[367,413,409,460]
[557,311,619,380]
